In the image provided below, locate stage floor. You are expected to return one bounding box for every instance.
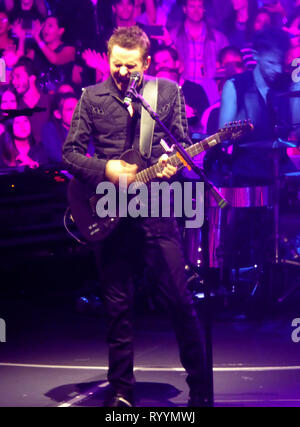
[1,293,300,408]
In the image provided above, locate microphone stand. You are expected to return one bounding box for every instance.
[131,86,229,407]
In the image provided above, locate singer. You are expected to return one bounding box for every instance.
[62,26,206,407]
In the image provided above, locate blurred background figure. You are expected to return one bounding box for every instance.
[219,28,297,185]
[42,91,78,166]
[168,0,229,104]
[0,84,17,137]
[0,114,44,168]
[284,6,300,65]
[152,44,209,133]
[28,14,75,93]
[0,8,26,84]
[221,0,258,50]
[8,0,46,35]
[201,45,245,135]
[11,56,51,144]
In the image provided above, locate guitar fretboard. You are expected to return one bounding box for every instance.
[133,133,220,187]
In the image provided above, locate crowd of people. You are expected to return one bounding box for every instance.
[0,0,299,170]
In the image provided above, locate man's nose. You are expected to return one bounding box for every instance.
[119,66,129,77]
[274,64,283,74]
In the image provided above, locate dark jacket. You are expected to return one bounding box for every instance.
[169,22,228,80]
[42,119,68,166]
[62,76,191,188]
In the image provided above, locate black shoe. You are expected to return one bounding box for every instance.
[104,393,134,407]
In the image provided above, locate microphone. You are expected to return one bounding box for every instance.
[123,71,141,108]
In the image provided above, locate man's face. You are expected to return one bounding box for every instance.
[12,66,30,95]
[184,0,205,23]
[221,51,244,75]
[1,90,17,110]
[254,12,271,32]
[231,0,248,11]
[109,44,150,93]
[13,116,31,140]
[21,0,34,10]
[153,50,177,72]
[42,17,64,44]
[113,0,135,22]
[61,97,78,128]
[257,50,285,86]
[0,13,9,36]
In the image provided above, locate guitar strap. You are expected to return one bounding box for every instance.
[139,76,158,159]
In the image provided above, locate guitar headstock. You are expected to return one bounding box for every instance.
[218,120,254,141]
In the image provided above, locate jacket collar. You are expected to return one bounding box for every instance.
[93,75,119,96]
[93,74,153,97]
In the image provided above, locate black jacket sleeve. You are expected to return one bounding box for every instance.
[62,87,108,188]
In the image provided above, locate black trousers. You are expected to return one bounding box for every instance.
[93,217,206,398]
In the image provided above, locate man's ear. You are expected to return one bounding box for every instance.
[252,50,258,62]
[144,55,151,71]
[53,109,62,120]
[29,75,36,87]
[176,60,184,75]
[59,27,65,38]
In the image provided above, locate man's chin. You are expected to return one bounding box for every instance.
[113,79,128,94]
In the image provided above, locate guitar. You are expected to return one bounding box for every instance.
[67,121,253,243]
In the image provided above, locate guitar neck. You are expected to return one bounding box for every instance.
[134,133,221,185]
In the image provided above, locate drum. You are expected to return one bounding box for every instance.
[208,186,273,208]
[184,186,274,269]
[282,172,300,211]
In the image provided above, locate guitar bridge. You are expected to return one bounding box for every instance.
[89,195,99,216]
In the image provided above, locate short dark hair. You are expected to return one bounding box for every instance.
[218,46,243,65]
[0,7,9,18]
[182,0,204,6]
[51,92,78,116]
[107,26,151,62]
[253,28,290,57]
[113,0,134,5]
[45,14,65,29]
[13,56,38,77]
[153,45,179,62]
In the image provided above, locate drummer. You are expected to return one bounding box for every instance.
[219,28,300,186]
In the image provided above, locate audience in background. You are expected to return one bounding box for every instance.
[167,0,229,104]
[222,0,258,49]
[42,91,77,165]
[9,0,46,33]
[28,15,75,92]
[153,44,209,132]
[11,56,51,144]
[134,0,156,24]
[0,8,26,83]
[0,0,298,170]
[0,114,44,167]
[0,85,17,137]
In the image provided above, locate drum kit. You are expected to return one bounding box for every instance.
[183,134,300,307]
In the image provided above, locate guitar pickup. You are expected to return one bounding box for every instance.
[160,139,174,153]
